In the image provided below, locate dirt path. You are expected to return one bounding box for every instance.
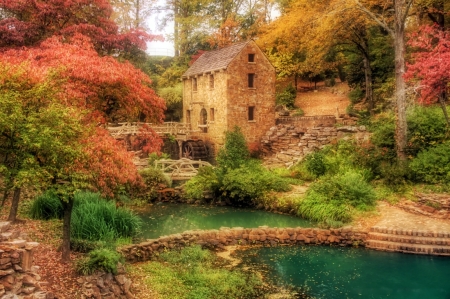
[295,81,350,116]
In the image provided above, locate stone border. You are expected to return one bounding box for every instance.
[119,226,369,263]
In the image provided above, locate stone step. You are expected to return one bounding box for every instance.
[366,240,450,256]
[368,232,450,246]
[370,226,450,238]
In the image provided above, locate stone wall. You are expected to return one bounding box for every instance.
[119,226,368,263]
[0,222,46,299]
[261,124,369,168]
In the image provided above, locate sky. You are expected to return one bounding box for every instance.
[146,1,175,56]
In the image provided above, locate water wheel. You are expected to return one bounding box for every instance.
[182,140,208,160]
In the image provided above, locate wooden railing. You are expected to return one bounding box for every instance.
[154,158,211,180]
[106,122,192,138]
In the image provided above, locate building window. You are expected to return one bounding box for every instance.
[248,73,255,88]
[186,110,191,124]
[209,74,214,89]
[192,78,197,91]
[248,53,255,62]
[248,106,255,121]
[210,108,215,122]
[200,108,208,133]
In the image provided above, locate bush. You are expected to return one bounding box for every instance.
[29,190,63,220]
[407,105,448,155]
[183,166,220,202]
[76,248,123,275]
[138,246,264,299]
[71,192,142,242]
[348,87,364,104]
[298,171,376,225]
[304,151,327,177]
[410,142,450,184]
[133,166,171,201]
[221,163,292,205]
[216,126,250,170]
[275,84,297,108]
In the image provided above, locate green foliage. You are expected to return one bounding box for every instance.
[184,166,219,202]
[76,248,123,275]
[158,83,183,121]
[304,151,327,177]
[291,108,305,116]
[138,246,264,299]
[216,126,250,170]
[276,84,297,108]
[348,87,364,104]
[407,105,449,155]
[71,192,142,242]
[298,171,376,225]
[410,142,450,184]
[133,166,171,201]
[379,162,410,191]
[29,190,63,220]
[70,239,108,253]
[221,162,292,205]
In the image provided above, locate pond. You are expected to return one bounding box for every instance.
[137,203,314,239]
[239,246,450,299]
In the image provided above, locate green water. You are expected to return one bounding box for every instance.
[239,246,450,299]
[138,203,313,239]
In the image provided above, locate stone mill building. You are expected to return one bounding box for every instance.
[181,40,276,159]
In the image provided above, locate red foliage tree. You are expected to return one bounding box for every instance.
[0,0,161,53]
[0,34,166,126]
[405,25,450,125]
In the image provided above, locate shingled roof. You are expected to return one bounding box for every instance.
[182,41,251,78]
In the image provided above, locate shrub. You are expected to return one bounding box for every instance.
[71,192,142,242]
[304,151,327,177]
[29,190,63,220]
[133,166,171,201]
[216,126,250,170]
[298,171,376,225]
[410,142,450,184]
[348,87,364,104]
[275,84,297,108]
[379,161,410,191]
[407,105,448,155]
[76,248,123,275]
[221,162,292,205]
[183,166,219,202]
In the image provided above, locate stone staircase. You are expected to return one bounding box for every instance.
[366,226,450,256]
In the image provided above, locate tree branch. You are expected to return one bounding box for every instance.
[353,0,394,38]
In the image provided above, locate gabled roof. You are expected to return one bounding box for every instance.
[182,41,251,78]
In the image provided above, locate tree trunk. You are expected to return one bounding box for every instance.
[394,0,408,161]
[61,197,74,262]
[1,189,10,207]
[438,93,450,127]
[363,54,374,115]
[7,188,21,222]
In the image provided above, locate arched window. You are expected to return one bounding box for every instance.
[200,108,208,133]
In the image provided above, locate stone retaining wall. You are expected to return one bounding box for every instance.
[119,226,369,263]
[261,124,369,168]
[0,222,46,299]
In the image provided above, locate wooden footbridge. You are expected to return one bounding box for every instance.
[107,122,211,180]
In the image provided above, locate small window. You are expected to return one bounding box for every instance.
[248,106,255,121]
[186,110,191,124]
[210,108,215,121]
[209,74,214,89]
[192,78,197,91]
[200,108,208,133]
[248,73,255,88]
[248,53,255,62]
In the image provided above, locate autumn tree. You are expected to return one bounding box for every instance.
[0,0,157,55]
[110,0,157,31]
[405,25,450,125]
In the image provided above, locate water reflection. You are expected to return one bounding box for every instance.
[239,246,450,299]
[137,203,313,239]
